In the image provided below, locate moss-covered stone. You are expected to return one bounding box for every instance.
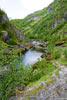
[56,37,67,46]
[46,78,56,86]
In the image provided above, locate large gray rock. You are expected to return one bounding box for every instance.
[2,31,10,42]
[0,14,9,23]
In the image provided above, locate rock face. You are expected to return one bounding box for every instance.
[2,31,10,42]
[0,14,9,23]
[63,12,67,20]
[48,7,52,13]
[54,14,56,19]
[10,24,25,40]
[27,16,39,21]
[51,18,64,28]
[58,0,61,6]
[10,62,67,100]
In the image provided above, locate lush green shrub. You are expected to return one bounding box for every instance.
[63,48,67,60]
[52,48,61,59]
[2,22,7,29]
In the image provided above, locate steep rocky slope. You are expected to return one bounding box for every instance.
[11,0,67,42]
[0,9,25,45]
[10,62,67,100]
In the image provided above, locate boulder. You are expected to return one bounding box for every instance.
[2,31,10,42]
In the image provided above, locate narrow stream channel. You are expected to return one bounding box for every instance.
[22,49,43,66]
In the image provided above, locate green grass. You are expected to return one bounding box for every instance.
[58,58,67,65]
[27,72,53,88]
[55,67,61,76]
[26,59,56,88]
[11,0,67,43]
[46,77,56,86]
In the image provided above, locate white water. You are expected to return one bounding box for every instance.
[22,49,43,66]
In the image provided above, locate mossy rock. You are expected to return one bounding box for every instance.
[56,37,67,46]
[32,61,40,70]
[24,44,33,50]
[17,47,25,54]
[25,84,45,96]
[46,78,56,86]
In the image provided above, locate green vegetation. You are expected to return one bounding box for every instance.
[46,77,56,85]
[0,41,55,100]
[0,0,67,99]
[11,0,67,43]
[55,67,61,76]
[0,9,5,15]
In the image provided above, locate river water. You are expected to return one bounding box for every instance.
[22,49,43,66]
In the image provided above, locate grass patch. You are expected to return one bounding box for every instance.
[46,77,56,86]
[27,72,53,88]
[26,59,56,88]
[58,58,67,65]
[55,67,61,76]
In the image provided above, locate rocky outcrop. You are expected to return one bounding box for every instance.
[54,14,56,19]
[10,24,25,40]
[0,14,9,23]
[51,18,64,28]
[10,62,67,100]
[58,0,61,6]
[44,7,52,17]
[32,41,47,51]
[16,41,48,54]
[63,12,67,20]
[27,16,39,21]
[47,7,52,13]
[2,31,10,42]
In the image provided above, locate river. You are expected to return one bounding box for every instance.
[22,49,43,66]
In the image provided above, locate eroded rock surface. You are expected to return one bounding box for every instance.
[9,62,67,100]
[27,16,39,21]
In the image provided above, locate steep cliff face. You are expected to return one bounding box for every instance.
[0,9,9,23]
[10,24,25,40]
[0,9,25,44]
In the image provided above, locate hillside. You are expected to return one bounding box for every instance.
[0,0,67,100]
[11,0,67,42]
[0,9,25,45]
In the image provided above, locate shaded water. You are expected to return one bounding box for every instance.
[22,49,43,66]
